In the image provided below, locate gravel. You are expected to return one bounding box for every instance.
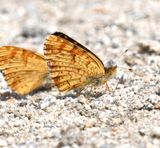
[0,0,160,147]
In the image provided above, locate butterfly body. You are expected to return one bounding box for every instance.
[86,66,116,85]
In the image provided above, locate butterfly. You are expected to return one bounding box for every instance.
[44,32,117,92]
[0,32,117,95]
[0,46,49,95]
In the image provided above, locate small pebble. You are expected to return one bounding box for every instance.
[0,139,8,147]
[151,127,160,138]
[84,118,97,128]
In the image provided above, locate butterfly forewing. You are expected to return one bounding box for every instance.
[0,46,49,95]
[44,32,105,91]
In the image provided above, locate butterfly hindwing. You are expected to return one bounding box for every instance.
[44,32,105,91]
[0,46,49,95]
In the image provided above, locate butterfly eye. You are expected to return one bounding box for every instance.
[105,60,116,68]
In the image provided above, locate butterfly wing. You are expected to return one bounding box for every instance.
[44,32,105,91]
[0,46,49,95]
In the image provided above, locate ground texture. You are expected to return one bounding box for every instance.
[0,0,160,147]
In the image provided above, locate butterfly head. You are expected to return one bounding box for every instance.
[104,60,117,79]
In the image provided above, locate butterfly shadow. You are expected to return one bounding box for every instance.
[56,94,78,100]
[0,92,26,101]
[56,90,105,100]
[0,85,53,101]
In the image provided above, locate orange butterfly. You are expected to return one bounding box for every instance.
[0,32,117,95]
[44,32,117,92]
[0,46,49,95]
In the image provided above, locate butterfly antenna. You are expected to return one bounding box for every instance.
[114,49,132,71]
[115,49,128,64]
[113,80,120,92]
[117,66,132,71]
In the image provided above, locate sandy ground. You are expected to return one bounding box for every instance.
[0,0,160,147]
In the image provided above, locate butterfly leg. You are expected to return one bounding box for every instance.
[90,86,94,94]
[105,82,111,92]
[75,88,84,97]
